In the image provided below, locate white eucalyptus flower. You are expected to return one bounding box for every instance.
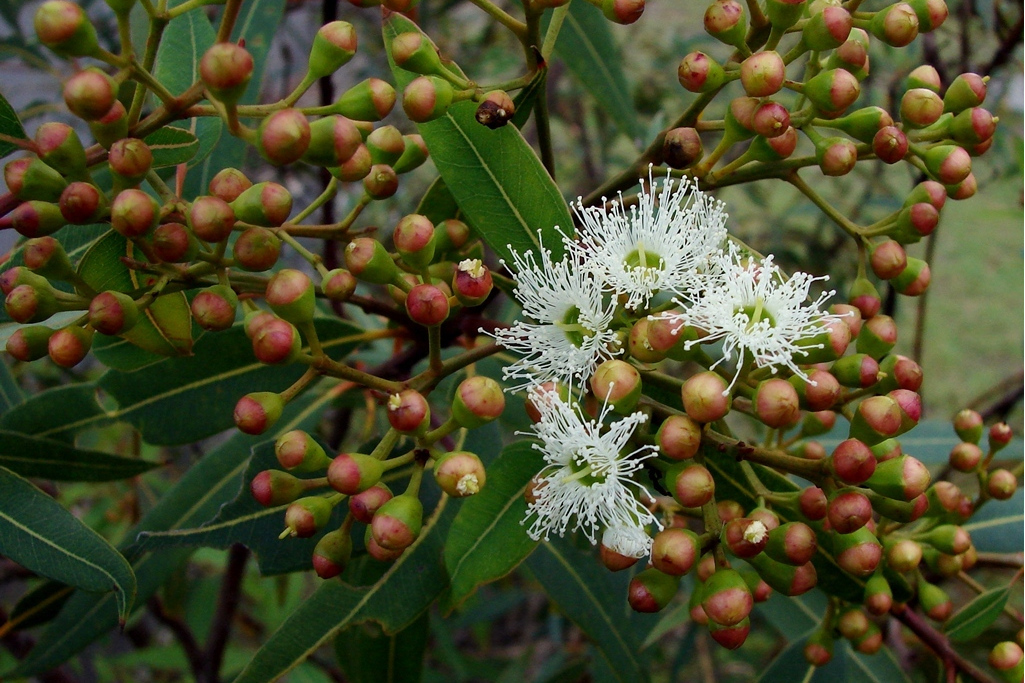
[602,524,653,559]
[572,168,727,310]
[489,236,620,392]
[522,389,661,546]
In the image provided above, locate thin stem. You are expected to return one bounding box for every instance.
[427,325,443,374]
[466,0,527,38]
[276,230,329,278]
[409,341,503,392]
[370,429,401,460]
[703,428,827,480]
[541,2,571,61]
[127,16,170,125]
[168,0,227,18]
[957,570,1024,624]
[281,366,319,402]
[787,172,862,239]
[312,355,404,394]
[146,169,178,205]
[891,605,1002,683]
[200,544,248,683]
[216,0,244,43]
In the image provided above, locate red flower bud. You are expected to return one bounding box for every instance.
[908,65,942,91]
[709,617,750,650]
[231,181,292,227]
[833,526,882,577]
[799,486,828,520]
[89,290,140,335]
[740,51,785,97]
[452,259,493,307]
[434,450,487,497]
[312,528,353,579]
[669,462,715,508]
[987,469,1017,500]
[722,518,769,558]
[387,389,430,434]
[856,314,897,359]
[815,136,858,176]
[36,122,87,178]
[63,67,119,121]
[873,125,909,163]
[828,489,873,532]
[251,317,301,364]
[266,269,315,324]
[209,167,252,203]
[702,568,754,626]
[349,483,393,524]
[47,325,93,367]
[283,496,333,538]
[233,227,281,272]
[656,414,702,460]
[275,430,331,472]
[234,391,284,434]
[870,239,907,279]
[988,642,1024,678]
[677,52,726,93]
[371,494,423,550]
[327,452,384,495]
[602,0,645,24]
[682,371,731,423]
[199,43,254,104]
[662,127,704,168]
[628,568,679,613]
[405,283,450,327]
[257,109,311,166]
[919,580,952,621]
[953,409,983,444]
[804,628,834,667]
[363,164,399,199]
[752,101,791,139]
[188,195,235,242]
[907,0,948,31]
[108,138,153,187]
[452,376,505,428]
[152,222,198,262]
[191,285,238,331]
[651,528,700,575]
[10,200,67,238]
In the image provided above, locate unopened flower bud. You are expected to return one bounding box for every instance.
[804,68,861,114]
[34,0,99,57]
[662,127,703,169]
[284,496,333,538]
[476,90,516,129]
[6,325,54,362]
[188,195,235,242]
[702,568,753,626]
[371,493,423,550]
[251,317,301,364]
[949,107,996,146]
[946,173,977,200]
[89,290,140,335]
[793,369,841,412]
[434,450,486,497]
[891,257,931,296]
[798,486,828,520]
[803,5,853,50]
[386,390,430,434]
[832,353,880,389]
[231,181,293,227]
[922,144,971,185]
[23,236,71,281]
[402,76,453,123]
[907,0,948,31]
[452,376,505,428]
[825,106,893,142]
[233,227,281,272]
[815,136,858,176]
[393,134,430,174]
[656,414,702,460]
[862,574,892,615]
[763,522,817,566]
[88,100,129,149]
[628,567,679,613]
[870,239,907,280]
[47,325,92,367]
[393,214,436,269]
[336,78,396,121]
[234,391,284,434]
[329,144,373,182]
[307,21,357,80]
[363,164,399,199]
[405,283,450,326]
[327,452,383,495]
[907,64,942,91]
[190,285,238,331]
[704,0,747,47]
[953,409,983,444]
[725,96,759,139]
[677,51,726,93]
[989,642,1025,682]
[209,167,252,202]
[108,138,153,188]
[753,378,800,428]
[111,189,158,237]
[669,461,715,508]
[4,283,58,324]
[349,483,393,524]
[750,126,799,161]
[265,269,315,325]
[9,200,66,238]
[708,616,750,650]
[590,360,642,414]
[651,528,700,575]
[901,88,944,128]
[682,371,731,423]
[987,469,1017,500]
[740,52,785,97]
[275,430,331,472]
[833,526,882,577]
[870,3,919,46]
[856,314,897,359]
[849,395,903,444]
[250,470,310,507]
[256,109,311,166]
[312,528,353,579]
[836,606,871,641]
[322,268,357,302]
[364,126,405,168]
[450,259,492,307]
[63,67,119,121]
[828,489,873,533]
[199,43,254,105]
[602,0,645,24]
[152,222,198,262]
[764,0,806,29]
[35,122,86,179]
[868,125,907,165]
[988,422,1013,450]
[751,101,790,139]
[848,277,881,318]
[6,158,66,203]
[943,72,987,113]
[804,628,834,666]
[918,580,952,621]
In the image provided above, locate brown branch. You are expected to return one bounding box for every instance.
[148,595,204,679]
[200,544,249,683]
[891,605,1001,683]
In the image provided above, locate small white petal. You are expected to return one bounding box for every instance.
[743,520,768,544]
[603,525,652,559]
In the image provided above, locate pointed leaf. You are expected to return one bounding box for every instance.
[0,466,136,622]
[232,498,457,683]
[0,429,160,481]
[442,441,543,611]
[944,584,1011,642]
[143,126,200,168]
[334,612,429,683]
[8,390,335,678]
[0,383,105,442]
[384,13,574,265]
[526,538,647,683]
[0,88,27,159]
[962,490,1024,553]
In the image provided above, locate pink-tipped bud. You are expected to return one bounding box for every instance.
[850,395,903,444]
[591,359,642,414]
[908,0,948,31]
[602,0,645,24]
[209,167,252,202]
[833,526,883,577]
[702,568,754,627]
[6,158,66,203]
[152,222,197,263]
[651,528,700,576]
[344,237,398,284]
[740,52,785,97]
[349,483,393,524]
[308,20,358,80]
[870,3,919,46]
[804,68,861,114]
[815,137,858,176]
[266,269,315,324]
[704,0,748,47]
[188,195,235,242]
[275,430,331,472]
[830,439,877,485]
[312,528,353,579]
[864,574,893,615]
[327,452,384,495]
[434,450,486,498]
[200,43,254,104]
[803,5,853,50]
[922,144,971,185]
[628,568,679,613]
[233,227,281,272]
[47,325,93,367]
[798,486,828,521]
[753,378,800,428]
[367,126,407,167]
[887,538,923,572]
[34,0,99,57]
[387,389,430,434]
[656,414,702,461]
[191,285,238,331]
[832,353,880,388]
[283,496,333,538]
[870,239,908,279]
[953,409,984,444]
[230,181,293,227]
[892,257,931,296]
[662,127,704,168]
[908,65,942,91]
[402,76,453,123]
[943,73,987,113]
[234,391,284,434]
[792,369,841,411]
[88,100,129,149]
[989,422,1014,450]
[950,107,997,145]
[6,325,54,362]
[988,642,1024,678]
[89,290,140,335]
[363,164,399,199]
[250,470,309,507]
[804,628,834,667]
[452,375,505,429]
[393,214,436,269]
[670,462,715,508]
[405,283,450,327]
[35,122,87,178]
[828,489,873,533]
[901,88,944,128]
[682,371,731,423]
[257,109,311,166]
[371,494,423,550]
[111,189,158,237]
[987,469,1017,500]
[752,101,791,138]
[764,522,817,565]
[856,314,898,359]
[322,268,357,302]
[251,317,301,364]
[919,580,952,621]
[63,67,119,121]
[108,138,152,187]
[873,125,909,164]
[677,51,726,93]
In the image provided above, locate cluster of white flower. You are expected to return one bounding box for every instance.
[490,168,838,558]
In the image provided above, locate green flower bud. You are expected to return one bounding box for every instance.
[943,73,987,113]
[303,115,363,167]
[915,524,970,555]
[681,371,731,423]
[704,0,747,49]
[10,200,67,238]
[831,353,879,388]
[764,522,817,566]
[199,43,254,105]
[393,134,429,174]
[953,409,984,444]
[918,579,952,621]
[256,109,311,166]
[234,391,284,435]
[230,181,293,227]
[822,106,893,142]
[307,21,357,80]
[344,237,398,284]
[34,1,100,57]
[747,551,819,596]
[765,0,806,31]
[402,76,454,123]
[233,227,281,272]
[891,257,931,296]
[803,5,853,50]
[111,189,159,237]
[452,375,505,428]
[831,526,882,577]
[89,290,141,335]
[5,157,67,202]
[906,0,948,31]
[108,138,153,189]
[312,528,353,579]
[88,100,130,149]
[284,495,333,538]
[35,122,87,179]
[392,31,445,76]
[327,452,384,495]
[804,69,861,115]
[627,568,679,613]
[371,493,423,550]
[651,528,700,576]
[63,67,119,121]
[6,325,55,362]
[191,284,238,331]
[265,269,315,324]
[275,430,332,472]
[678,51,726,93]
[709,616,750,650]
[335,78,396,121]
[869,3,919,47]
[250,469,309,507]
[804,626,834,666]
[863,573,893,615]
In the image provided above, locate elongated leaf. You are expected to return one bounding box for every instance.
[0,383,105,441]
[442,441,543,611]
[232,497,457,683]
[0,88,27,159]
[547,2,640,141]
[8,390,335,678]
[945,584,1011,642]
[135,440,345,575]
[9,581,73,631]
[526,538,647,683]
[144,126,200,168]
[962,490,1024,553]
[0,430,159,481]
[334,612,429,683]
[845,642,912,683]
[384,13,574,265]
[758,632,847,683]
[0,466,136,622]
[0,359,24,411]
[155,0,216,96]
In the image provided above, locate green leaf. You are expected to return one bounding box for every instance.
[134,440,346,575]
[78,231,193,358]
[547,2,641,141]
[0,383,105,442]
[0,429,160,481]
[144,126,200,168]
[155,0,216,96]
[962,490,1024,553]
[415,177,466,227]
[0,88,28,159]
[232,497,457,683]
[8,390,335,678]
[442,441,543,612]
[334,612,429,683]
[0,359,24,412]
[845,642,911,683]
[9,581,73,631]
[526,538,648,683]
[384,13,574,265]
[0,466,136,622]
[758,590,827,639]
[758,632,846,683]
[944,584,1011,642]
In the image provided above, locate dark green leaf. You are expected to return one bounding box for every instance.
[945,584,1011,642]
[232,498,458,683]
[0,383,105,442]
[415,177,465,227]
[334,612,429,683]
[144,126,200,168]
[758,632,846,683]
[0,88,28,159]
[155,0,216,96]
[8,390,335,678]
[0,429,160,481]
[9,581,72,631]
[548,2,641,141]
[442,441,543,611]
[962,490,1024,553]
[0,466,136,622]
[510,68,547,130]
[384,13,574,265]
[526,538,648,683]
[0,359,24,411]
[758,590,827,639]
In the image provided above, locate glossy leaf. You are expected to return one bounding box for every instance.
[334,612,429,683]
[0,466,136,622]
[547,2,641,141]
[0,88,27,159]
[8,390,335,678]
[0,383,105,442]
[384,13,574,265]
[758,633,846,683]
[143,126,200,168]
[0,430,160,481]
[135,440,346,575]
[962,489,1024,553]
[442,441,544,612]
[232,497,457,683]
[8,581,72,632]
[945,584,1011,642]
[416,177,466,227]
[526,538,648,683]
